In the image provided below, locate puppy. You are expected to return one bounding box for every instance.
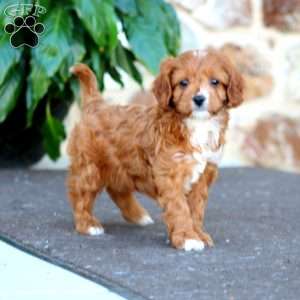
[67,49,244,251]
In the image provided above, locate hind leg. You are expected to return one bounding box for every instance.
[67,163,104,235]
[107,188,153,226]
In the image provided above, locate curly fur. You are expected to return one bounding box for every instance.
[67,49,244,250]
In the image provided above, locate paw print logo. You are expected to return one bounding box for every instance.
[4,3,46,48]
[4,15,45,48]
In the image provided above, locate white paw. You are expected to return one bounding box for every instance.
[136,215,154,226]
[182,239,205,251]
[87,226,104,236]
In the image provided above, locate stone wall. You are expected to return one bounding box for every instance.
[171,0,300,172]
[35,0,300,173]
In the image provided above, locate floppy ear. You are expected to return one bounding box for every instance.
[152,58,175,110]
[226,63,244,108]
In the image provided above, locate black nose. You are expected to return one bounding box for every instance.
[193,95,206,107]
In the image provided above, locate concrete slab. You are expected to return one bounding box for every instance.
[0,168,299,300]
[0,241,126,300]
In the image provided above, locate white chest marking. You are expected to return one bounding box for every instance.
[183,152,207,192]
[183,114,223,192]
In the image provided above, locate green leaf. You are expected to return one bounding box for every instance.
[42,103,66,160]
[124,17,167,74]
[59,33,86,82]
[113,42,142,85]
[107,65,124,87]
[73,0,118,54]
[70,79,80,104]
[114,0,137,15]
[0,35,22,86]
[160,2,181,55]
[0,1,17,27]
[26,62,51,124]
[38,0,51,10]
[123,0,180,73]
[26,8,73,123]
[90,47,105,91]
[0,65,23,123]
[52,74,65,92]
[31,8,73,77]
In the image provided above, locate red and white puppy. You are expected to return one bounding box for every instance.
[67,49,244,251]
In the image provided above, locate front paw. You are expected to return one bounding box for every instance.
[182,239,205,251]
[198,231,214,247]
[171,232,205,252]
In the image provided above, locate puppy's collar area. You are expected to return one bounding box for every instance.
[184,112,222,151]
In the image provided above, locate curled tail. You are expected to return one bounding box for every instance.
[70,63,102,106]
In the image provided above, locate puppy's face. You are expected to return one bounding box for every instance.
[152,49,244,117]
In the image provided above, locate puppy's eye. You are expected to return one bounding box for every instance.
[179,79,189,88]
[210,79,220,86]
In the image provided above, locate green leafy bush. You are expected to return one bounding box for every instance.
[0,0,180,162]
